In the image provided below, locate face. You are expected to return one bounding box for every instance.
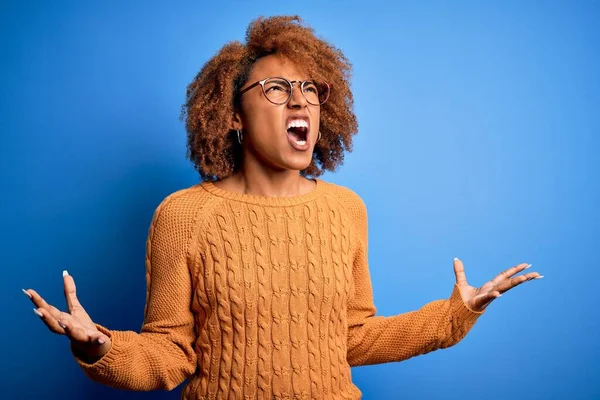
[234,54,321,174]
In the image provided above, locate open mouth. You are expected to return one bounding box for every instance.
[286,119,309,147]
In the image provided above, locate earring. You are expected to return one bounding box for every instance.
[237,130,243,144]
[317,131,322,142]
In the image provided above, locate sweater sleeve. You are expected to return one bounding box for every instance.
[71,194,198,390]
[344,191,484,366]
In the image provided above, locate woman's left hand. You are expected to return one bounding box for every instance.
[453,258,543,312]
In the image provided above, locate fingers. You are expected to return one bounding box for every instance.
[89,333,108,346]
[57,313,106,345]
[24,289,63,321]
[495,271,542,294]
[453,258,468,286]
[24,273,109,357]
[470,271,542,311]
[62,270,83,313]
[32,307,66,335]
[489,263,531,287]
[56,312,85,341]
[30,301,108,346]
[23,288,68,335]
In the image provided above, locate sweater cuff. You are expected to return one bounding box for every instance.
[71,324,128,377]
[450,283,485,315]
[442,284,484,346]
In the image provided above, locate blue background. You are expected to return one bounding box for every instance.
[2,1,598,399]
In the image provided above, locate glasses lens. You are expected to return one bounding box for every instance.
[301,81,319,105]
[303,81,330,105]
[263,78,291,104]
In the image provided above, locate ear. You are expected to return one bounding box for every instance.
[232,111,243,131]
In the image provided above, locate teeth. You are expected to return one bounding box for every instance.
[295,140,306,146]
[287,119,309,129]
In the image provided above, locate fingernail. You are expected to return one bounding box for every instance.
[98,338,105,345]
[453,257,459,261]
[63,270,69,277]
[22,289,32,299]
[525,264,532,269]
[33,308,43,318]
[58,321,67,329]
[535,275,544,279]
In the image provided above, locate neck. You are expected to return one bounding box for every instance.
[230,170,305,198]
[228,156,311,198]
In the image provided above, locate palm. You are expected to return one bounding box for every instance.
[453,258,542,312]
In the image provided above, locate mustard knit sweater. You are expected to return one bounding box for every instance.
[73,179,484,399]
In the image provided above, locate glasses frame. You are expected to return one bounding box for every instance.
[239,76,330,106]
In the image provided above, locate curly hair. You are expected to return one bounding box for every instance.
[181,15,358,181]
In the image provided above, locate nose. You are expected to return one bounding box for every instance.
[287,81,307,109]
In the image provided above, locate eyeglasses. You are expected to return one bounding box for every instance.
[239,77,330,106]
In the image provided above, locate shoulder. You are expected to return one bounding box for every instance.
[150,184,219,235]
[320,179,367,215]
[320,179,368,237]
[154,184,203,216]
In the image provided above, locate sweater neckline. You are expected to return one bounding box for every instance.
[200,178,325,206]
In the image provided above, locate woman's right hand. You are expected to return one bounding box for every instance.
[23,270,111,363]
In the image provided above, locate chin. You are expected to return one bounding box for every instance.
[281,156,313,172]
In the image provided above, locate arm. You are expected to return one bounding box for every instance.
[345,195,484,366]
[72,194,199,390]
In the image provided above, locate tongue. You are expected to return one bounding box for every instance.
[287,127,306,141]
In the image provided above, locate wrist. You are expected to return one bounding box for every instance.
[71,339,111,364]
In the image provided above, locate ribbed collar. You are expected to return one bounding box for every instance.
[199,178,326,206]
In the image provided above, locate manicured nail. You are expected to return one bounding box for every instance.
[22,289,32,298]
[524,264,532,269]
[33,308,43,318]
[58,321,67,329]
[535,275,544,279]
[453,257,459,261]
[63,270,69,277]
[98,338,105,345]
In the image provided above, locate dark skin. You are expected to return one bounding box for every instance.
[22,54,542,362]
[217,54,319,197]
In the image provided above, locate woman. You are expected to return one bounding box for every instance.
[22,16,542,399]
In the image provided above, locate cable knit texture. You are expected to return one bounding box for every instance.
[72,179,484,399]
